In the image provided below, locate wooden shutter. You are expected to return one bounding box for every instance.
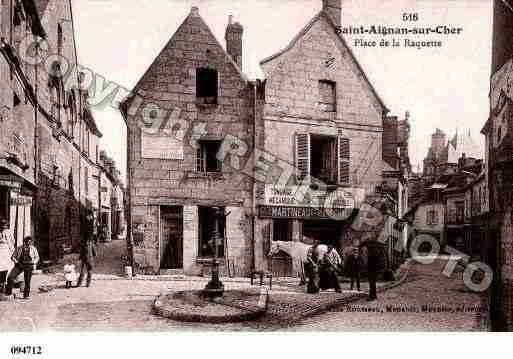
[295,133,310,182]
[338,136,350,185]
[196,146,205,172]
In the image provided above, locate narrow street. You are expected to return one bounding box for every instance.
[0,244,489,331]
[288,257,489,331]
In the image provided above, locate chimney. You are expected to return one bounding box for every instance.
[322,0,342,29]
[190,6,199,17]
[225,15,243,69]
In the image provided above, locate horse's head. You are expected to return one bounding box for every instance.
[268,241,280,257]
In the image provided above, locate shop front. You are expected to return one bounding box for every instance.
[0,172,34,248]
[132,200,252,276]
[257,185,365,277]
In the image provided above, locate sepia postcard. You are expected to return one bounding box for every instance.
[0,0,511,356]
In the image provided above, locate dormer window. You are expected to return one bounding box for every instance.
[196,68,218,105]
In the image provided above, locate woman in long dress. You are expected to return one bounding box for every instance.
[0,218,14,293]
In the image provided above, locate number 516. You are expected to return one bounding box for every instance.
[402,13,419,21]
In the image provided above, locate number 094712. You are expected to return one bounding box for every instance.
[10,346,42,355]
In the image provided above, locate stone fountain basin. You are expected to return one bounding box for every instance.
[153,289,268,323]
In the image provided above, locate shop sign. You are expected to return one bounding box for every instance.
[0,175,22,191]
[258,205,355,220]
[264,185,364,208]
[141,132,184,160]
[10,196,32,206]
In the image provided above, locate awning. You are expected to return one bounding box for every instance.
[0,166,37,194]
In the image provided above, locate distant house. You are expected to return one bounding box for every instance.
[407,184,447,249]
[423,128,481,182]
[406,154,484,254]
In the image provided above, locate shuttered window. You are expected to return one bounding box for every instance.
[296,133,343,185]
[338,136,350,185]
[295,133,310,181]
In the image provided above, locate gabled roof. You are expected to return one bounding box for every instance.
[259,10,388,114]
[121,7,248,112]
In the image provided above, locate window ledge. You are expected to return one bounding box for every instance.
[187,171,224,180]
[196,257,226,264]
[195,100,218,109]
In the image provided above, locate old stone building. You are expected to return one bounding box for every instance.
[121,6,255,275]
[482,0,513,330]
[254,0,391,274]
[98,151,125,242]
[0,0,118,261]
[123,0,400,276]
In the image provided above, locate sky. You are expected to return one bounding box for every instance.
[72,0,493,181]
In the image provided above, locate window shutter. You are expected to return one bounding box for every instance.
[196,147,204,172]
[295,133,310,182]
[338,136,350,185]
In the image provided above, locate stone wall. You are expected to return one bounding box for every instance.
[0,0,106,261]
[125,8,254,275]
[253,13,386,272]
[260,16,384,193]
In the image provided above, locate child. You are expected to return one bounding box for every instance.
[63,264,77,289]
[4,236,39,299]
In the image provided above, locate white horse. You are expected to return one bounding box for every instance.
[268,241,328,285]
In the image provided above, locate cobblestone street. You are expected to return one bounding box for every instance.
[287,257,489,331]
[0,243,489,331]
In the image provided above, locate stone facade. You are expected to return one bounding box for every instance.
[483,0,513,331]
[0,0,118,262]
[122,7,255,275]
[255,8,388,272]
[123,1,393,277]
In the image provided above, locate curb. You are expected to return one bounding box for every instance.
[152,288,269,324]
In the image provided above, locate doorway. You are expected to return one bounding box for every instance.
[160,206,183,270]
[302,220,342,246]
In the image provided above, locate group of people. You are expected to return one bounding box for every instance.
[303,239,380,301]
[0,209,98,300]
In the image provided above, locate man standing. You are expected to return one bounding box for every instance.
[361,235,380,301]
[76,210,96,288]
[0,219,14,293]
[346,247,363,291]
[304,245,320,294]
[5,236,39,299]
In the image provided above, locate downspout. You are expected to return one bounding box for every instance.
[251,80,258,273]
[120,103,135,274]
[33,43,39,243]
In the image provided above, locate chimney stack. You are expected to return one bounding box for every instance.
[225,15,243,69]
[322,0,342,29]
